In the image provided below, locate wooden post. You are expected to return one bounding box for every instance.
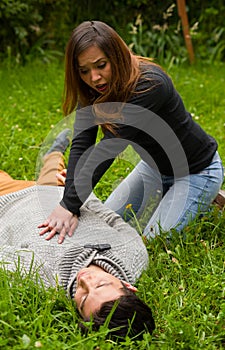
[176,0,195,64]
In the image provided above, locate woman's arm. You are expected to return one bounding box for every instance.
[38,109,98,243]
[61,124,99,214]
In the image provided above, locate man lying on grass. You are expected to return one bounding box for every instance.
[0,129,155,340]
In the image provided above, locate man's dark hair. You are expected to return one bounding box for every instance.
[79,285,155,340]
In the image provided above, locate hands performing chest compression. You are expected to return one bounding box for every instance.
[38,205,79,244]
[37,154,79,244]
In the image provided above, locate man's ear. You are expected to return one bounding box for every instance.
[122,281,138,292]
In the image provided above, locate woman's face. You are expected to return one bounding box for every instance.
[77,45,112,94]
[74,265,128,319]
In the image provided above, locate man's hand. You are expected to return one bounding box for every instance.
[38,204,78,244]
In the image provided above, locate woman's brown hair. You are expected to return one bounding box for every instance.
[63,21,142,116]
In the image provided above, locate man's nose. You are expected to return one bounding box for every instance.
[79,275,93,289]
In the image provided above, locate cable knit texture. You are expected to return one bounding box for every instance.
[0,186,148,293]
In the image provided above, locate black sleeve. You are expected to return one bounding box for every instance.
[60,106,132,215]
[60,106,97,214]
[61,131,130,215]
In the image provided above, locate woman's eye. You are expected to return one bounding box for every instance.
[98,62,106,69]
[80,69,88,75]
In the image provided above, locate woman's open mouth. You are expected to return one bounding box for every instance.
[96,83,108,93]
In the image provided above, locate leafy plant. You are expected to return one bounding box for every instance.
[189,5,225,63]
[205,27,225,63]
[127,6,188,66]
[0,0,70,64]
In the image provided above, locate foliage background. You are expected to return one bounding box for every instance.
[0,0,225,64]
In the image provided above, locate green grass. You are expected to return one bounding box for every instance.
[0,60,225,349]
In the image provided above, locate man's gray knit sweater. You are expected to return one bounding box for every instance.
[0,185,148,297]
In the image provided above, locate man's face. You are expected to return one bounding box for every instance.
[74,264,125,319]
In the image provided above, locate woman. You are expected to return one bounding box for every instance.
[0,130,155,339]
[38,20,224,243]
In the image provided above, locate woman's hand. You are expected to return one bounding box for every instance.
[38,204,78,244]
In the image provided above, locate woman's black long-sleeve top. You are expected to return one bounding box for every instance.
[61,64,217,215]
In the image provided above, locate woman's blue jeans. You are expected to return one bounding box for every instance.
[104,151,224,238]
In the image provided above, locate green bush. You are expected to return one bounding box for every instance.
[0,0,70,63]
[126,6,188,66]
[0,0,224,65]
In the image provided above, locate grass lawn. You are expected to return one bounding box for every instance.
[0,60,225,349]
